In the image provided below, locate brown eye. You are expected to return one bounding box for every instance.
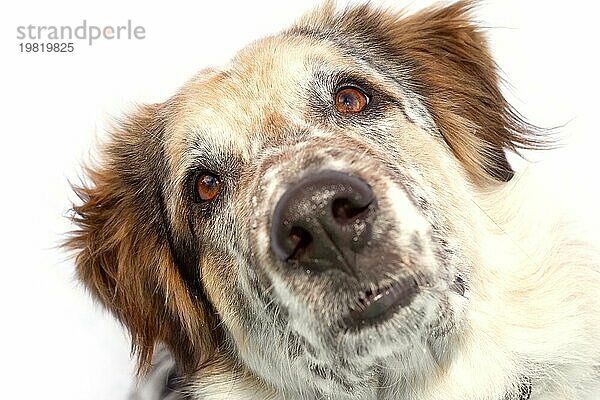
[195,172,222,202]
[335,86,369,113]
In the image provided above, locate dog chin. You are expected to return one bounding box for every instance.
[290,268,462,359]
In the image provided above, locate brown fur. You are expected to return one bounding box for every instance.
[66,105,219,374]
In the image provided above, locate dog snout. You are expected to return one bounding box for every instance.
[270,170,377,274]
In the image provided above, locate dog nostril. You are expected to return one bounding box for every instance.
[287,226,313,262]
[332,198,371,223]
[270,170,377,270]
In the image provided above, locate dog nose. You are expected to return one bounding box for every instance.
[270,170,376,274]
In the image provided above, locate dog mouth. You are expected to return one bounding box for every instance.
[341,277,420,330]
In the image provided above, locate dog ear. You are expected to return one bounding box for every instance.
[66,104,217,375]
[294,0,545,182]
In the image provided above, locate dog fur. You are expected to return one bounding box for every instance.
[67,1,600,399]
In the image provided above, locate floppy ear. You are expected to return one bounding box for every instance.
[294,0,545,182]
[66,104,217,374]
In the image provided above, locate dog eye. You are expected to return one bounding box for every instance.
[195,172,222,202]
[335,86,369,113]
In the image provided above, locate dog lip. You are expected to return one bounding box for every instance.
[342,279,419,329]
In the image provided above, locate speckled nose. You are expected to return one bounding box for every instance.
[270,170,377,274]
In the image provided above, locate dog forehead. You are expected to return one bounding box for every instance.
[164,35,344,162]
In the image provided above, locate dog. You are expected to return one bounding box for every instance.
[67,1,600,399]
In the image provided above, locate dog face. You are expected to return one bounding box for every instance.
[68,1,541,397]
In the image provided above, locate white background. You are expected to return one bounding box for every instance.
[1,0,598,399]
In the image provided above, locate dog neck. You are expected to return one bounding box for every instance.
[132,347,534,400]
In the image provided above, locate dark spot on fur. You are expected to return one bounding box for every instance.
[286,332,304,360]
[309,363,329,379]
[308,364,355,392]
[450,275,466,296]
[410,232,423,254]
[296,335,318,358]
